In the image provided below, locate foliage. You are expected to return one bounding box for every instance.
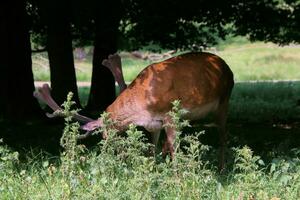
[1,100,300,199]
[27,0,300,50]
[231,0,300,44]
[0,139,19,179]
[119,0,300,49]
[59,92,87,198]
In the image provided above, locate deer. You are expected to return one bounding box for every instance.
[34,52,234,170]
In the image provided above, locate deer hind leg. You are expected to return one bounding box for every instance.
[145,130,161,156]
[162,116,176,159]
[151,131,161,147]
[215,98,230,171]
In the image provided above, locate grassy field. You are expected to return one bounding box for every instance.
[1,101,300,199]
[1,82,299,199]
[32,36,300,82]
[76,81,300,123]
[1,37,300,199]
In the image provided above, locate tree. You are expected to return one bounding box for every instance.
[85,0,122,114]
[17,0,300,119]
[230,0,300,44]
[119,0,233,49]
[38,0,81,106]
[120,0,299,49]
[28,0,122,115]
[0,0,42,121]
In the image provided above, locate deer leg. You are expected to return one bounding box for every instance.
[215,99,230,171]
[162,116,176,159]
[147,130,160,156]
[151,131,161,147]
[102,54,127,93]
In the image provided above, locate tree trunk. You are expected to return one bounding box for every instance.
[85,1,121,116]
[47,23,80,107]
[85,30,117,114]
[43,0,81,107]
[0,0,43,121]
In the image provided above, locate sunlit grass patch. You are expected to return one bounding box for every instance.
[32,37,300,82]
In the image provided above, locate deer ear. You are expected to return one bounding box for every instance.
[81,120,101,131]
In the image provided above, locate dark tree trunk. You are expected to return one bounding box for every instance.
[85,1,121,115]
[85,28,117,114]
[0,0,43,121]
[42,0,81,107]
[47,22,80,107]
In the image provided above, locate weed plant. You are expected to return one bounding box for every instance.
[1,97,300,199]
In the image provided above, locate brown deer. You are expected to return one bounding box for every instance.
[34,52,234,169]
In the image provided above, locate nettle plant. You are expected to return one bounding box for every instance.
[0,139,19,175]
[58,94,210,170]
[56,96,215,198]
[58,92,88,197]
[35,52,234,170]
[164,100,210,166]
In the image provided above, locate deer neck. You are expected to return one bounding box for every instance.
[106,93,141,131]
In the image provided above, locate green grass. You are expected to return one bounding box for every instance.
[1,101,300,199]
[218,37,300,81]
[121,56,152,81]
[3,37,299,199]
[32,36,300,82]
[76,81,300,123]
[3,139,300,199]
[229,81,300,123]
[1,82,300,199]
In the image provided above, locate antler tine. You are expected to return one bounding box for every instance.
[34,84,61,111]
[102,53,127,92]
[77,131,93,140]
[34,84,94,123]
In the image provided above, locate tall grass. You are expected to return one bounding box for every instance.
[1,98,300,199]
[218,37,300,81]
[229,81,300,123]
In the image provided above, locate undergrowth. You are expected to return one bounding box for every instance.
[1,97,300,199]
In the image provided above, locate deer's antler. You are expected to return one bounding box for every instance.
[34,84,93,123]
[102,53,127,93]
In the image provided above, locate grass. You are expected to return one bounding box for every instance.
[32,36,300,82]
[218,37,300,81]
[3,137,300,199]
[1,100,300,199]
[76,81,300,123]
[2,37,300,199]
[229,81,300,123]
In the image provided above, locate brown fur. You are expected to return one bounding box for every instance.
[107,52,233,127]
[91,52,233,169]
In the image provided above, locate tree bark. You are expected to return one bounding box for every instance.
[85,1,121,115]
[42,0,81,107]
[0,0,43,121]
[47,22,80,107]
[85,29,117,114]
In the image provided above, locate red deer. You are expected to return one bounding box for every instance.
[34,52,234,169]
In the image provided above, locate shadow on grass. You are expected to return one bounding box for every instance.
[1,81,300,158]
